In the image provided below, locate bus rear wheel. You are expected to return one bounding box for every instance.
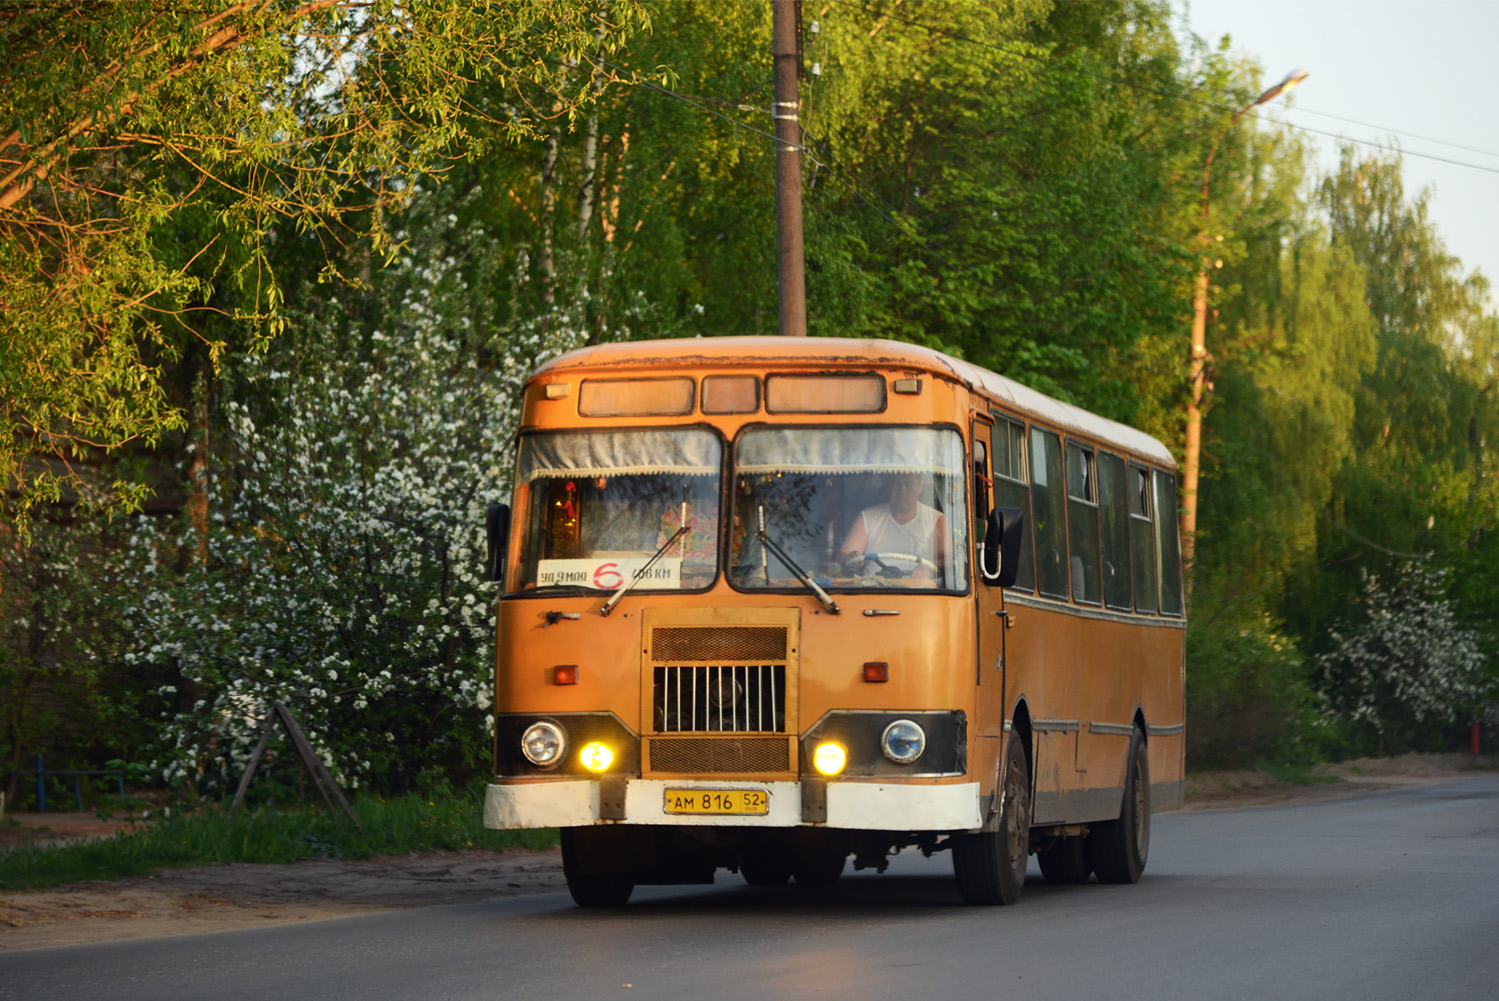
[952,734,1029,905]
[1037,835,1092,884]
[1089,728,1149,884]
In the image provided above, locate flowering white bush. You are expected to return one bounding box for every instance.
[1316,564,1492,754]
[115,227,598,791]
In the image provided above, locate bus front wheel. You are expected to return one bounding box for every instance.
[952,735,1029,905]
[1089,728,1149,884]
[561,828,635,907]
[739,848,793,886]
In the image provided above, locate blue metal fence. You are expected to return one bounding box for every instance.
[8,756,128,812]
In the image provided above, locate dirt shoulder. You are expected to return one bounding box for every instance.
[1182,751,1497,810]
[3,752,1494,952]
[0,849,567,952]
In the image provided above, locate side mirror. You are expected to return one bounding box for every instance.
[981,506,1024,588]
[485,503,511,586]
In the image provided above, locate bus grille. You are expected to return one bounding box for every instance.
[652,626,786,661]
[646,736,791,774]
[649,626,788,734]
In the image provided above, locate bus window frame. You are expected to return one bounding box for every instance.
[577,376,698,418]
[1064,438,1104,608]
[763,371,889,415]
[1153,468,1186,617]
[1127,460,1158,615]
[1029,425,1070,602]
[989,411,1034,594]
[1096,448,1134,613]
[726,420,972,598]
[701,374,761,415]
[503,423,730,599]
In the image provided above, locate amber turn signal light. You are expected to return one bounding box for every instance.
[863,662,889,683]
[553,664,579,685]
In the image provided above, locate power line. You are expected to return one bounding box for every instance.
[827,0,1499,178]
[1291,106,1499,162]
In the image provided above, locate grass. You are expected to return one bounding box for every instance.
[0,790,557,892]
[1258,760,1342,786]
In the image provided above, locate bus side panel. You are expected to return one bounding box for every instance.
[1001,602,1077,824]
[1002,599,1185,825]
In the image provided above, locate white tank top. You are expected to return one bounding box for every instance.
[860,503,941,559]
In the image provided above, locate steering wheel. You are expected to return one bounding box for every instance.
[855,552,940,578]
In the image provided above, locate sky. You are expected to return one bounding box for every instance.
[1177,0,1499,308]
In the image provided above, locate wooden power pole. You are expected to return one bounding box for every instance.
[772,0,806,337]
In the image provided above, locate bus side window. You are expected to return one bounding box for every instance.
[972,423,991,553]
[1098,450,1133,611]
[1065,441,1101,606]
[1128,464,1158,613]
[992,416,1034,591]
[1030,428,1068,600]
[1153,469,1185,616]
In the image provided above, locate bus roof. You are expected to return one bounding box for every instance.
[534,336,1176,468]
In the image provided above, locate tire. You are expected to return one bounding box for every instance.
[952,733,1030,905]
[1037,835,1092,885]
[561,828,635,907]
[566,873,635,907]
[739,848,793,887]
[1089,728,1149,885]
[791,850,846,886]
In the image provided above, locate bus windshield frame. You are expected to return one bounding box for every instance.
[508,426,725,596]
[727,423,970,596]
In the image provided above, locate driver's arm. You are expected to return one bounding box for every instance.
[837,513,869,563]
[932,513,950,572]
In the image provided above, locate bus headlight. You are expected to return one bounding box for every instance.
[521,721,566,766]
[881,719,927,764]
[579,741,614,773]
[813,742,847,776]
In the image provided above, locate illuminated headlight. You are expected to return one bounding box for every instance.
[813,742,847,776]
[579,741,614,773]
[881,719,927,764]
[521,721,566,766]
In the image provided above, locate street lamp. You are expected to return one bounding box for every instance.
[1180,68,1308,582]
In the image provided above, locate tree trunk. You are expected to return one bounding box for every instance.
[187,356,212,565]
[538,117,559,314]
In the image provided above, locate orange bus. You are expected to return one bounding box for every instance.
[483,337,1185,906]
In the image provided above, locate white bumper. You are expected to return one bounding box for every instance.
[484,778,982,832]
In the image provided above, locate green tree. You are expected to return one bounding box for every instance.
[0,0,648,526]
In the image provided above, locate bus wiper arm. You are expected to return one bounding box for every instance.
[756,505,840,615]
[600,524,689,617]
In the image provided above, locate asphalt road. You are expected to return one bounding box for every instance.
[5,775,1497,1001]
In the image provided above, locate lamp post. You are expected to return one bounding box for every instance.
[1180,68,1308,583]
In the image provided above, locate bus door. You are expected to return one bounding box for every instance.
[971,416,1007,810]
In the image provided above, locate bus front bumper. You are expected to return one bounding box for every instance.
[484,778,982,832]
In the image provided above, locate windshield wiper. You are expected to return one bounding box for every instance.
[601,492,691,617]
[756,505,840,615]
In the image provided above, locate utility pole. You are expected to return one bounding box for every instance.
[1180,68,1307,591]
[772,0,806,336]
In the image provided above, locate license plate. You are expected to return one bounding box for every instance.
[663,788,769,816]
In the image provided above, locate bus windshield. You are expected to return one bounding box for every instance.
[729,426,968,592]
[512,428,723,593]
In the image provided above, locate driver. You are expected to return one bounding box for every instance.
[838,472,948,579]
